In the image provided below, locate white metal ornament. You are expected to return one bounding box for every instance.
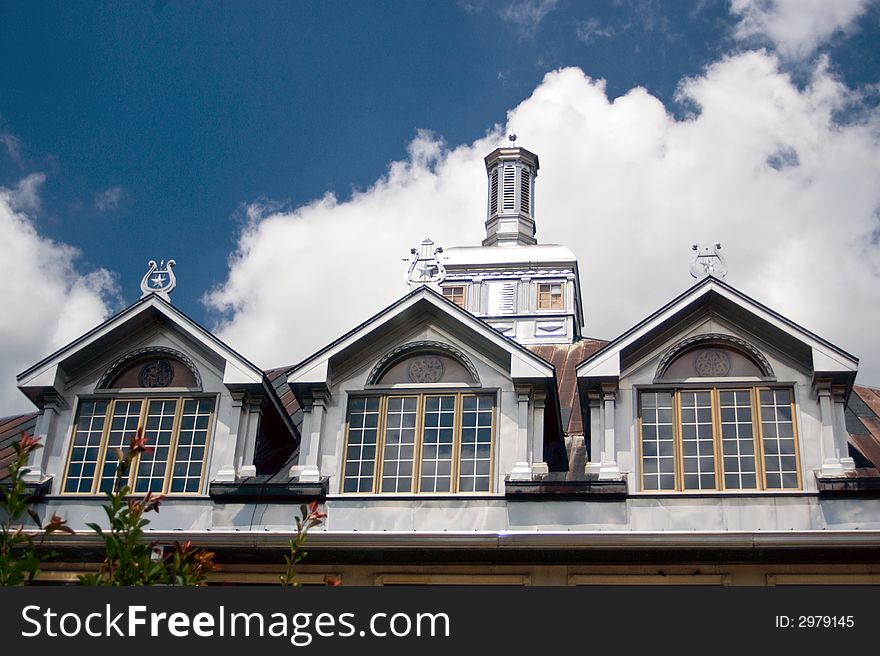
[689,243,727,279]
[404,237,446,286]
[140,259,177,301]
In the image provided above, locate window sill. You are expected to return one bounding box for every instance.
[326,494,503,502]
[505,475,627,499]
[629,491,813,499]
[44,494,214,502]
[209,479,328,503]
[815,470,880,497]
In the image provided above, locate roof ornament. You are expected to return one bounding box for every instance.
[508,133,517,148]
[140,259,177,301]
[690,243,727,279]
[404,237,446,287]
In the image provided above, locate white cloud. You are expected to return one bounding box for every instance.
[0,193,118,413]
[3,172,47,213]
[730,0,873,60]
[0,132,24,167]
[576,18,617,44]
[499,0,558,36]
[207,52,880,388]
[94,185,128,212]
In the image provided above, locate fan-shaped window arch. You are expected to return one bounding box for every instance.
[97,347,202,390]
[367,341,480,386]
[655,334,774,381]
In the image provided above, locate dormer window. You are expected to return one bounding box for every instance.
[442,285,466,309]
[537,282,564,310]
[63,348,213,495]
[640,337,799,492]
[639,388,800,492]
[63,397,214,495]
[342,393,494,494]
[345,346,493,494]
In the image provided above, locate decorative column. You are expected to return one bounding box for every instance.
[599,382,621,480]
[816,379,844,477]
[23,393,63,483]
[531,391,548,476]
[510,385,533,480]
[296,392,327,483]
[520,276,533,312]
[585,391,602,478]
[473,276,487,314]
[237,395,264,478]
[214,391,247,482]
[832,384,856,472]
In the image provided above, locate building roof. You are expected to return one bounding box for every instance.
[0,412,37,484]
[846,385,880,472]
[441,244,577,267]
[527,339,607,436]
[266,365,302,428]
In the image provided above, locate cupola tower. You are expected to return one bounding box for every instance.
[483,140,539,247]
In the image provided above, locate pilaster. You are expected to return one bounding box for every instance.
[599,382,621,480]
[296,392,328,483]
[815,379,845,477]
[509,385,533,481]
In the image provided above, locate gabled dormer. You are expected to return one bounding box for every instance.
[15,292,298,506]
[286,285,563,499]
[577,276,859,490]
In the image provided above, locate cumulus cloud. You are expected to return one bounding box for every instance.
[0,193,118,413]
[2,172,47,213]
[499,0,558,36]
[207,52,880,387]
[94,185,128,212]
[731,0,873,60]
[576,18,617,44]
[0,132,24,167]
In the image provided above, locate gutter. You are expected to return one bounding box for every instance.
[38,529,880,551]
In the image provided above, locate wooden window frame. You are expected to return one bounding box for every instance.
[442,285,467,309]
[340,392,496,495]
[637,386,801,492]
[537,282,564,310]
[61,395,216,496]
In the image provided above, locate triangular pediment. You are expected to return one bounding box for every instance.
[577,277,858,387]
[17,294,266,404]
[287,286,555,392]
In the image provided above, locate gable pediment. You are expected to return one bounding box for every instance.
[578,277,858,389]
[288,286,555,394]
[17,294,266,404]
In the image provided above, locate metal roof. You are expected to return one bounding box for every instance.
[441,244,577,267]
[0,413,37,484]
[527,339,607,436]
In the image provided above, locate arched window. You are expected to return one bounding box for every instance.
[344,342,493,494]
[367,341,480,386]
[655,334,774,381]
[97,347,202,390]
[638,335,799,493]
[63,348,213,496]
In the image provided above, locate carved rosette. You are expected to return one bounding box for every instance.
[407,356,445,383]
[693,349,731,376]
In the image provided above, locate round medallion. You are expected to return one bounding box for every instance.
[693,349,731,377]
[138,359,175,387]
[407,356,445,383]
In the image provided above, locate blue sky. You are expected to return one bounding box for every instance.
[1,1,880,411]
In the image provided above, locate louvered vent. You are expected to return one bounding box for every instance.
[502,165,515,212]
[520,166,530,215]
[489,168,499,215]
[487,281,517,314]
